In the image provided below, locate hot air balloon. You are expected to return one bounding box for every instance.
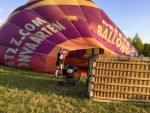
[0,0,138,73]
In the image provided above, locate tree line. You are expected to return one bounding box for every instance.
[128,33,150,57]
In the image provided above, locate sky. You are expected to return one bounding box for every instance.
[0,0,150,43]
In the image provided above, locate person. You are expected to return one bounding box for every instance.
[54,48,67,76]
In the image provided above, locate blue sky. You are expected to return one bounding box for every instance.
[0,0,150,43]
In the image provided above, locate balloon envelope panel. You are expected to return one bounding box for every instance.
[0,0,138,73]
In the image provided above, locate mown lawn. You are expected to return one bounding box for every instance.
[0,64,150,113]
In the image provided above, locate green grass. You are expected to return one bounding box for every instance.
[0,65,150,113]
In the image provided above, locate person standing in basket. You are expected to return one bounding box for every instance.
[54,48,67,76]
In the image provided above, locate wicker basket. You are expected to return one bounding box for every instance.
[87,55,150,104]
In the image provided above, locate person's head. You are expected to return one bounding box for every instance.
[60,48,63,52]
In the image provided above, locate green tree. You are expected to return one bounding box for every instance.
[132,33,144,54]
[127,37,132,43]
[142,43,150,57]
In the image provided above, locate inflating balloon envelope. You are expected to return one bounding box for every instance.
[0,0,138,73]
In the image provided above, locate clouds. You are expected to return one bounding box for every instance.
[0,19,4,26]
[0,8,3,25]
[0,8,4,26]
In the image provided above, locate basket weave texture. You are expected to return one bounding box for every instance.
[88,55,150,104]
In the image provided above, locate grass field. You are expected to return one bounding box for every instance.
[0,64,150,113]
